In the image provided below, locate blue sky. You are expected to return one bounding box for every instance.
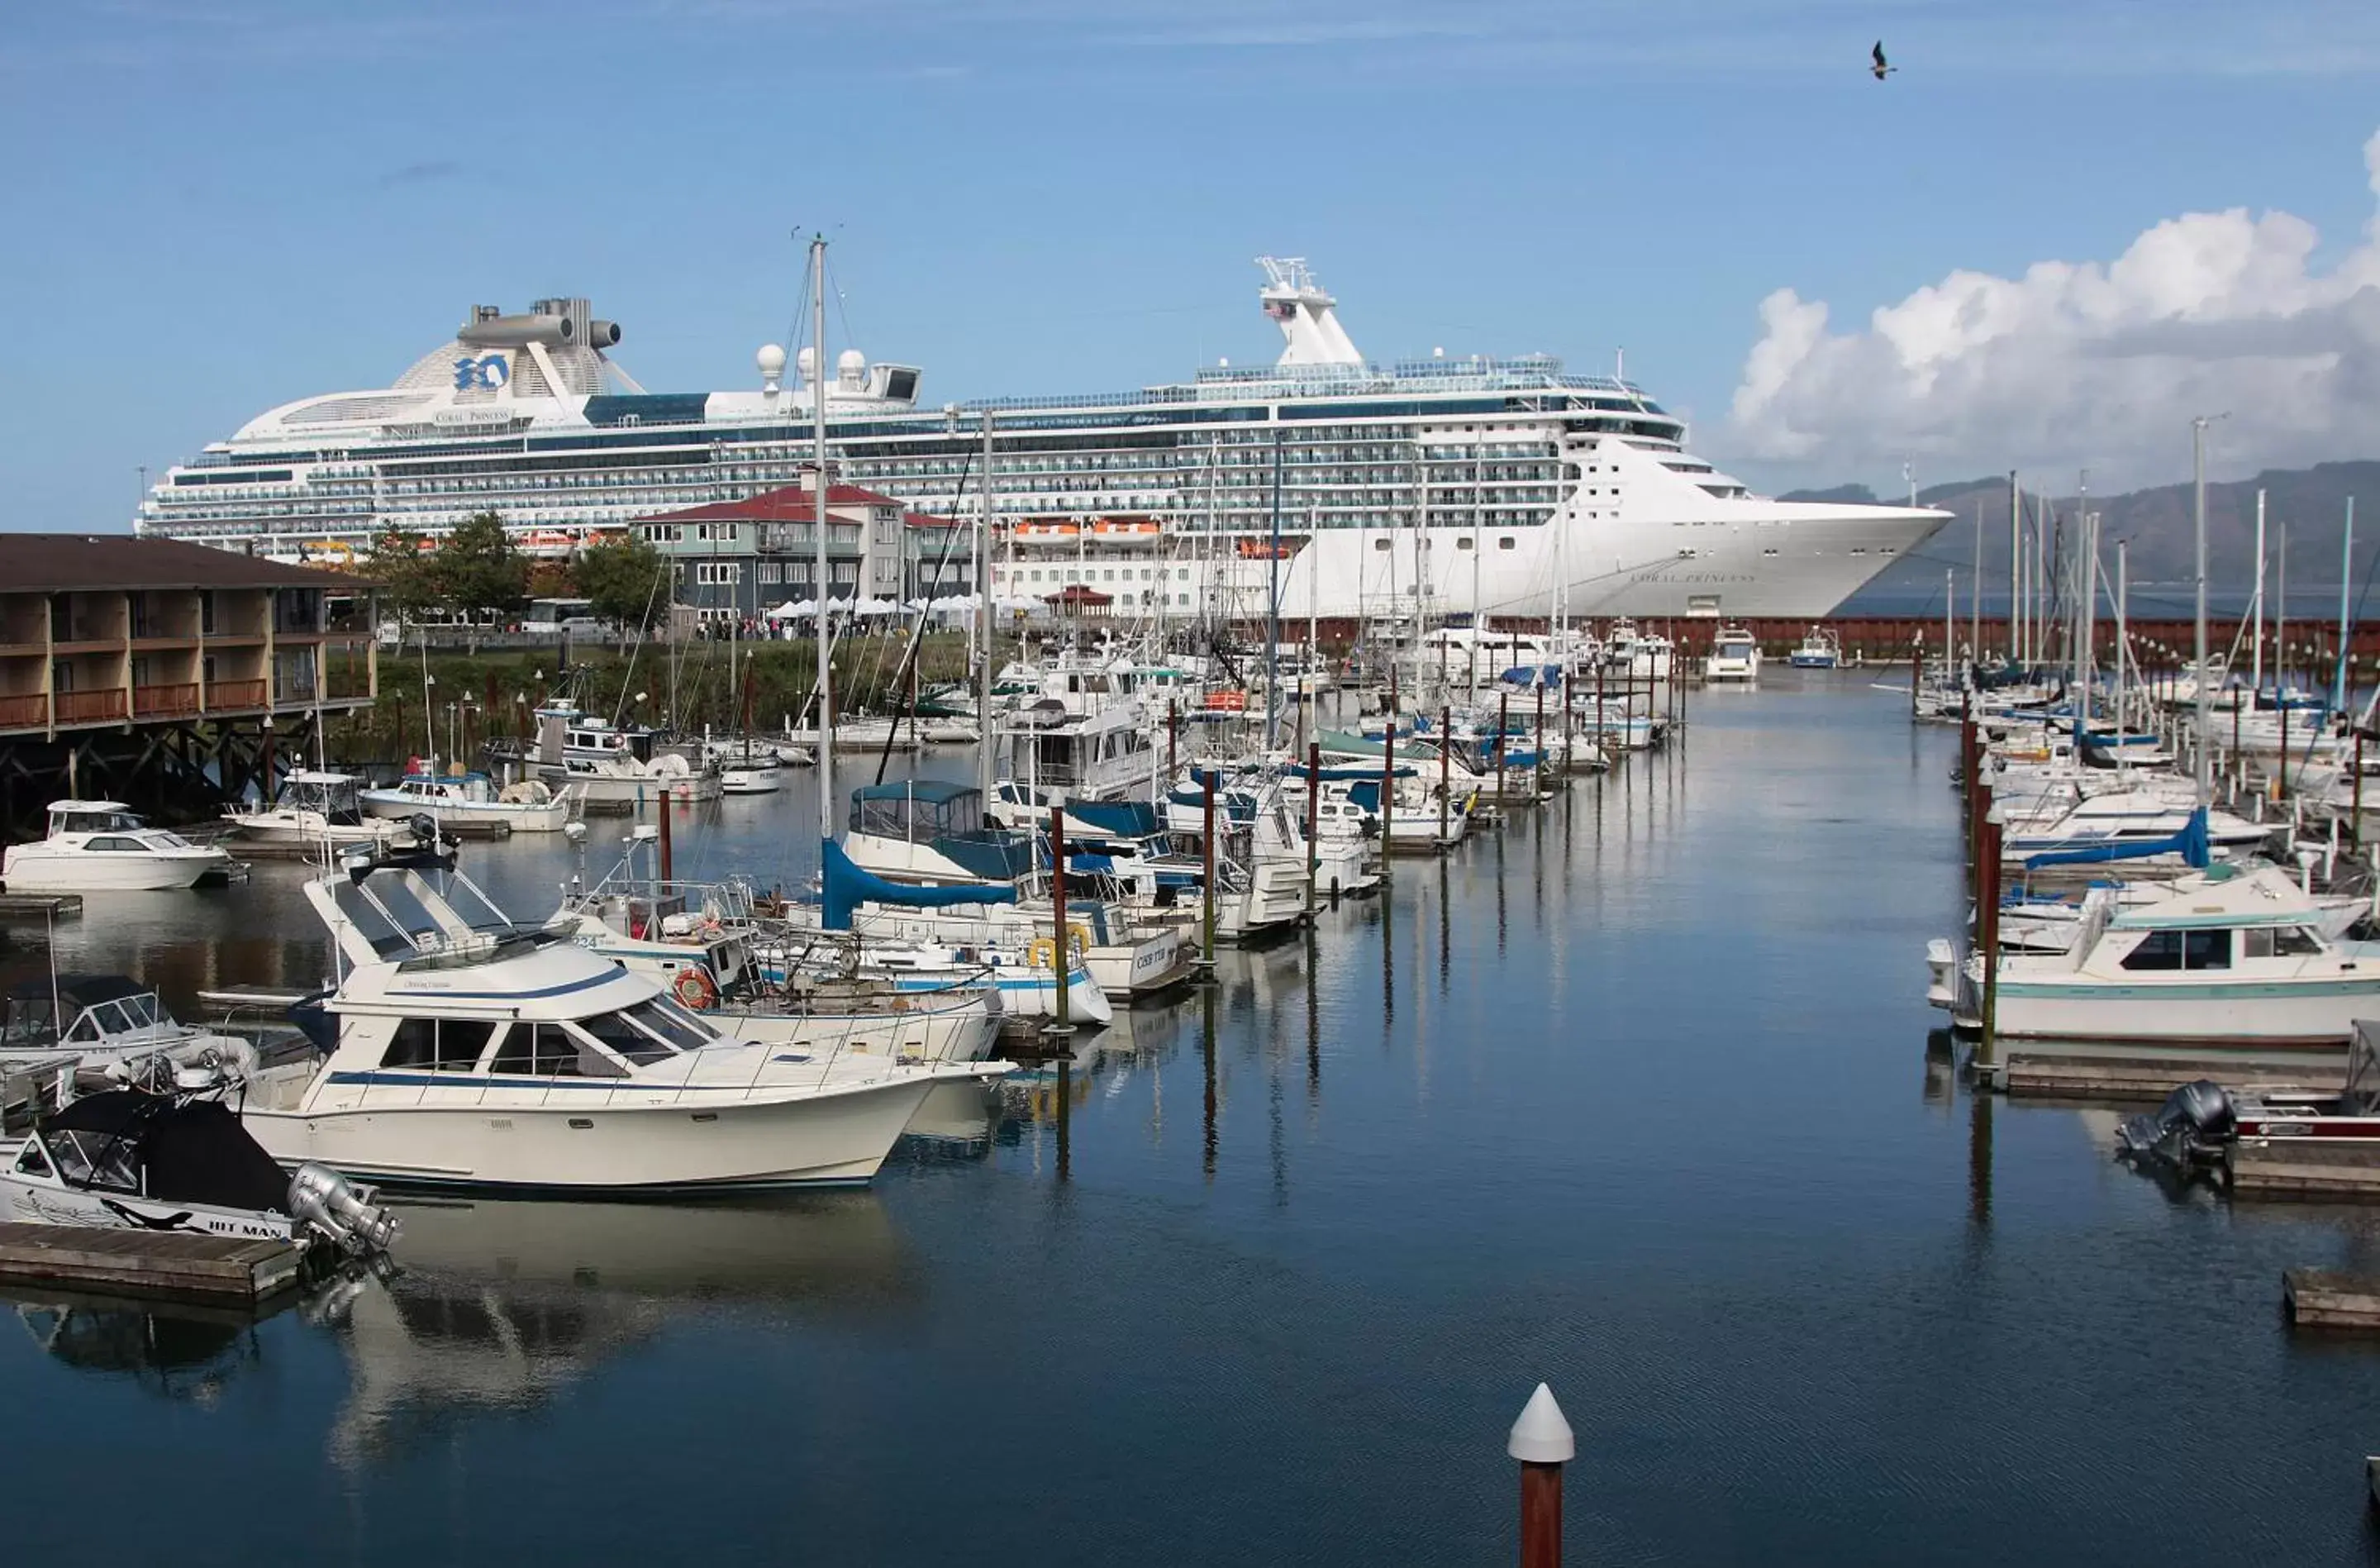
[7,0,2380,527]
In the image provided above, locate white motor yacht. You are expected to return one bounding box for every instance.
[239,844,1006,1191]
[2,801,233,892]
[1702,626,1761,682]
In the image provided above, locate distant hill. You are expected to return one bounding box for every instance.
[1822,461,2380,609]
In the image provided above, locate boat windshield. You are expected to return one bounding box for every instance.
[55,810,145,833]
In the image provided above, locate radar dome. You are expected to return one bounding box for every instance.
[836,348,865,374]
[756,344,788,376]
[795,346,818,384]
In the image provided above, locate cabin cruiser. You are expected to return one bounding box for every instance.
[1928,861,2380,1046]
[224,771,402,847]
[236,841,1008,1191]
[0,1088,397,1257]
[2,801,234,892]
[1702,626,1761,683]
[359,771,577,832]
[1,974,256,1115]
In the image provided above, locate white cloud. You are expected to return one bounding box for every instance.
[1726,128,2380,488]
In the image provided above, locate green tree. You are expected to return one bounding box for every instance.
[435,512,530,649]
[577,535,673,644]
[362,528,438,631]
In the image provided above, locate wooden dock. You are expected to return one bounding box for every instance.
[0,1222,301,1304]
[2233,1141,2380,1199]
[1995,1051,2345,1103]
[0,893,81,921]
[2282,1270,2380,1329]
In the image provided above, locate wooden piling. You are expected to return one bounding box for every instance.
[1202,774,1217,964]
[1507,1383,1573,1568]
[659,784,674,884]
[1977,815,2003,1069]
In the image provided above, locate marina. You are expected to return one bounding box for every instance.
[8,662,2380,1564]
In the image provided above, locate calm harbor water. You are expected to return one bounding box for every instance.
[10,679,2380,1566]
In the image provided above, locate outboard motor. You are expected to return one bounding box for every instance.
[288,1162,401,1256]
[2116,1079,2235,1167]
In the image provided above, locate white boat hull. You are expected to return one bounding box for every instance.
[1,845,228,891]
[241,1075,940,1191]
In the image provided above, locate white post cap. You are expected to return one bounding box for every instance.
[1507,1382,1574,1464]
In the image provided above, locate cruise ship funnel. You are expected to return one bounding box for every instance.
[459,309,576,348]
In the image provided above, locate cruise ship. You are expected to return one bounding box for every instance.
[137,259,1949,620]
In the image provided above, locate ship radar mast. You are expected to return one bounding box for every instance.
[1256,256,1363,368]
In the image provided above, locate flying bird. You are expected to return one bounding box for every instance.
[1871,41,1896,79]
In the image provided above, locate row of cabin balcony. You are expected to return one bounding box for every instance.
[0,584,377,736]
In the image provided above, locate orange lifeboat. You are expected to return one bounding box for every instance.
[1202,689,1249,713]
[1235,538,1294,560]
[1012,519,1084,544]
[1088,516,1164,546]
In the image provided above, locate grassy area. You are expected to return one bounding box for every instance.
[329,632,978,762]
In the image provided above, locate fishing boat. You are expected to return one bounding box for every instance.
[360,770,578,831]
[1787,627,1842,669]
[0,1088,397,1257]
[2,801,235,892]
[236,841,1007,1191]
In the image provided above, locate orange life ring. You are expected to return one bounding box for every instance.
[673,966,720,1010]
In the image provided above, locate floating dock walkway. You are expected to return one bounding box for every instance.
[0,1222,301,1305]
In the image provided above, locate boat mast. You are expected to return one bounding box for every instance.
[979,409,996,803]
[2336,497,2354,713]
[1266,426,1283,749]
[2007,470,2021,665]
[812,232,833,843]
[2251,489,2267,691]
[2115,539,2130,768]
[1969,499,1983,667]
[2192,417,2211,811]
[2078,493,2097,736]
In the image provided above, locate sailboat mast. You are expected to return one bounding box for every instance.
[2252,489,2267,691]
[2192,417,2211,809]
[812,233,833,842]
[1266,430,1283,748]
[1969,499,1983,664]
[2007,470,2020,665]
[979,410,996,803]
[2336,498,2354,713]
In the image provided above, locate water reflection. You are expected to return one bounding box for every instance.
[326,1191,918,1465]
[5,1284,288,1401]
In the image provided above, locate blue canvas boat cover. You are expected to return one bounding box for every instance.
[2021,808,2210,872]
[821,838,1016,929]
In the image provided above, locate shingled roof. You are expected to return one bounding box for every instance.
[0,534,369,593]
